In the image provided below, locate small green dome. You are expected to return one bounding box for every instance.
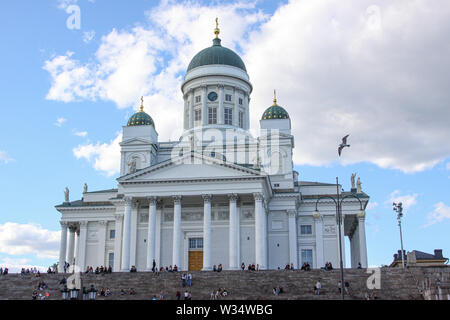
[127,110,154,126]
[262,104,290,120]
[187,38,247,72]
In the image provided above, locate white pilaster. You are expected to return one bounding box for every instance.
[218,85,224,124]
[155,205,162,269]
[121,197,132,271]
[202,194,212,271]
[228,194,239,270]
[337,215,346,268]
[67,226,76,266]
[288,210,298,268]
[313,212,324,269]
[172,196,182,268]
[254,193,266,269]
[189,89,194,128]
[59,221,68,273]
[146,197,157,271]
[97,220,107,267]
[233,87,239,126]
[202,86,208,126]
[113,214,123,272]
[358,211,368,268]
[77,221,88,271]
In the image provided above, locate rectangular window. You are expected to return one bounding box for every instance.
[109,230,115,239]
[224,108,233,125]
[239,111,244,128]
[208,107,217,124]
[195,95,201,103]
[225,94,232,102]
[189,238,204,250]
[108,252,114,269]
[301,249,313,267]
[239,98,243,105]
[194,109,201,124]
[300,225,312,235]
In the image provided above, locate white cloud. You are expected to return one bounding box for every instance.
[73,133,122,176]
[446,163,450,170]
[388,190,418,213]
[54,117,67,127]
[73,130,88,137]
[0,223,60,259]
[424,202,450,227]
[0,150,14,164]
[44,0,450,173]
[82,30,95,43]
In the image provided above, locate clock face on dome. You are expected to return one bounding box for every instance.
[208,91,218,102]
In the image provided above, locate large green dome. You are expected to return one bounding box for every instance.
[262,104,290,120]
[127,109,154,126]
[187,38,247,72]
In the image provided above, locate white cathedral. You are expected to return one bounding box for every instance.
[56,23,369,273]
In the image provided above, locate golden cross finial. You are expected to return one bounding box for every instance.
[140,96,144,112]
[273,90,277,106]
[214,17,220,38]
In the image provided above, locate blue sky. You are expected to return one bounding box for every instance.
[0,0,449,271]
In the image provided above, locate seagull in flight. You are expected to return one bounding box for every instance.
[338,134,350,157]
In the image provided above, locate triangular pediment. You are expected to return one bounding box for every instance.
[118,152,264,182]
[120,137,153,146]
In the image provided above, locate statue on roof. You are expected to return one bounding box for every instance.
[351,173,357,189]
[64,187,70,203]
[83,183,88,193]
[357,177,362,193]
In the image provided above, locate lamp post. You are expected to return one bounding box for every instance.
[314,177,364,300]
[393,202,405,268]
[61,286,69,300]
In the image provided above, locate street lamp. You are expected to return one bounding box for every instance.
[88,284,97,300]
[61,285,69,300]
[70,288,80,300]
[393,202,405,268]
[314,177,364,300]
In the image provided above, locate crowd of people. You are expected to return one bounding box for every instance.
[85,266,113,274]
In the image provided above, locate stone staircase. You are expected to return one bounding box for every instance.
[0,268,425,300]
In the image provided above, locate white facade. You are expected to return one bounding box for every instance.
[56,32,369,273]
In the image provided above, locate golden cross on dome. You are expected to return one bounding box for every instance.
[140,96,144,112]
[214,17,220,38]
[273,90,277,106]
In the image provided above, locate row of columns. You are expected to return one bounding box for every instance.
[119,193,268,272]
[59,221,87,272]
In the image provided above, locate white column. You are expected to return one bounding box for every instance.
[67,226,76,266]
[262,204,268,270]
[97,220,107,267]
[74,230,79,266]
[202,86,208,126]
[77,221,88,271]
[58,221,68,273]
[202,194,212,271]
[113,214,123,272]
[172,196,182,268]
[288,210,298,269]
[228,194,239,270]
[129,202,138,268]
[121,197,132,271]
[358,211,368,268]
[218,85,224,124]
[189,89,194,128]
[155,206,162,270]
[313,212,324,269]
[254,193,266,269]
[146,197,157,271]
[338,215,346,268]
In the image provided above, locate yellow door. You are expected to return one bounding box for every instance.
[188,251,203,271]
